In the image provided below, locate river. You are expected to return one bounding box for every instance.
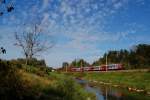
[76,79,150,100]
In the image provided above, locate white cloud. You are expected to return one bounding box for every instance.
[1,0,149,67]
[60,1,75,16]
[41,13,50,24]
[136,0,145,5]
[39,0,50,12]
[114,2,122,9]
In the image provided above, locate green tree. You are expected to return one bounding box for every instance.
[62,62,69,68]
[92,44,150,69]
[70,59,90,67]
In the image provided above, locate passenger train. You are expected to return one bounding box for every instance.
[69,64,123,72]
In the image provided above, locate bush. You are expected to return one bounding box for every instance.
[56,77,93,100]
[0,60,23,99]
[0,60,95,100]
[10,60,22,68]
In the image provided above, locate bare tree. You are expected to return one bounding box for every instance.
[14,24,54,65]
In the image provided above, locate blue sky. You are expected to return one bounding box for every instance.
[0,0,150,67]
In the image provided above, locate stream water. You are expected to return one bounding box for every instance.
[76,79,150,100]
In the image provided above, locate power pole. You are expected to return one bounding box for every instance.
[81,60,83,72]
[65,64,67,72]
[106,53,108,72]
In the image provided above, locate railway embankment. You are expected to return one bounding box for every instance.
[68,70,150,95]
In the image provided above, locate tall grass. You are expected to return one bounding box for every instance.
[0,60,95,100]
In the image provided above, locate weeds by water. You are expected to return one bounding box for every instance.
[0,60,95,100]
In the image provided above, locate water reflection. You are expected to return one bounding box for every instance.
[76,79,150,100]
[86,85,105,100]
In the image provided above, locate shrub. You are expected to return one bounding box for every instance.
[0,60,23,99]
[56,77,93,100]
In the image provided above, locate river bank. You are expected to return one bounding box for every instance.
[67,70,150,95]
[75,78,150,100]
[18,71,96,100]
[0,60,96,100]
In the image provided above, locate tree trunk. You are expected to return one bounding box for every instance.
[25,56,28,65]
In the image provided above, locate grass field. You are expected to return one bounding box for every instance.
[68,70,150,93]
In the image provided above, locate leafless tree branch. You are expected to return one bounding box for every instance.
[14,24,54,65]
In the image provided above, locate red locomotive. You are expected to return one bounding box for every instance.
[69,64,123,72]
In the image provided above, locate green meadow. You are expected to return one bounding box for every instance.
[69,71,150,93]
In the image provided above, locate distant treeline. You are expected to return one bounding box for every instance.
[62,44,150,69]
[93,44,150,69]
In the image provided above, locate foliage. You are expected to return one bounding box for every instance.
[0,59,95,100]
[9,58,54,78]
[60,44,150,69]
[62,62,69,68]
[0,60,24,100]
[70,59,90,67]
[9,58,47,67]
[0,47,6,54]
[92,44,150,69]
[53,73,95,100]
[0,0,14,16]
